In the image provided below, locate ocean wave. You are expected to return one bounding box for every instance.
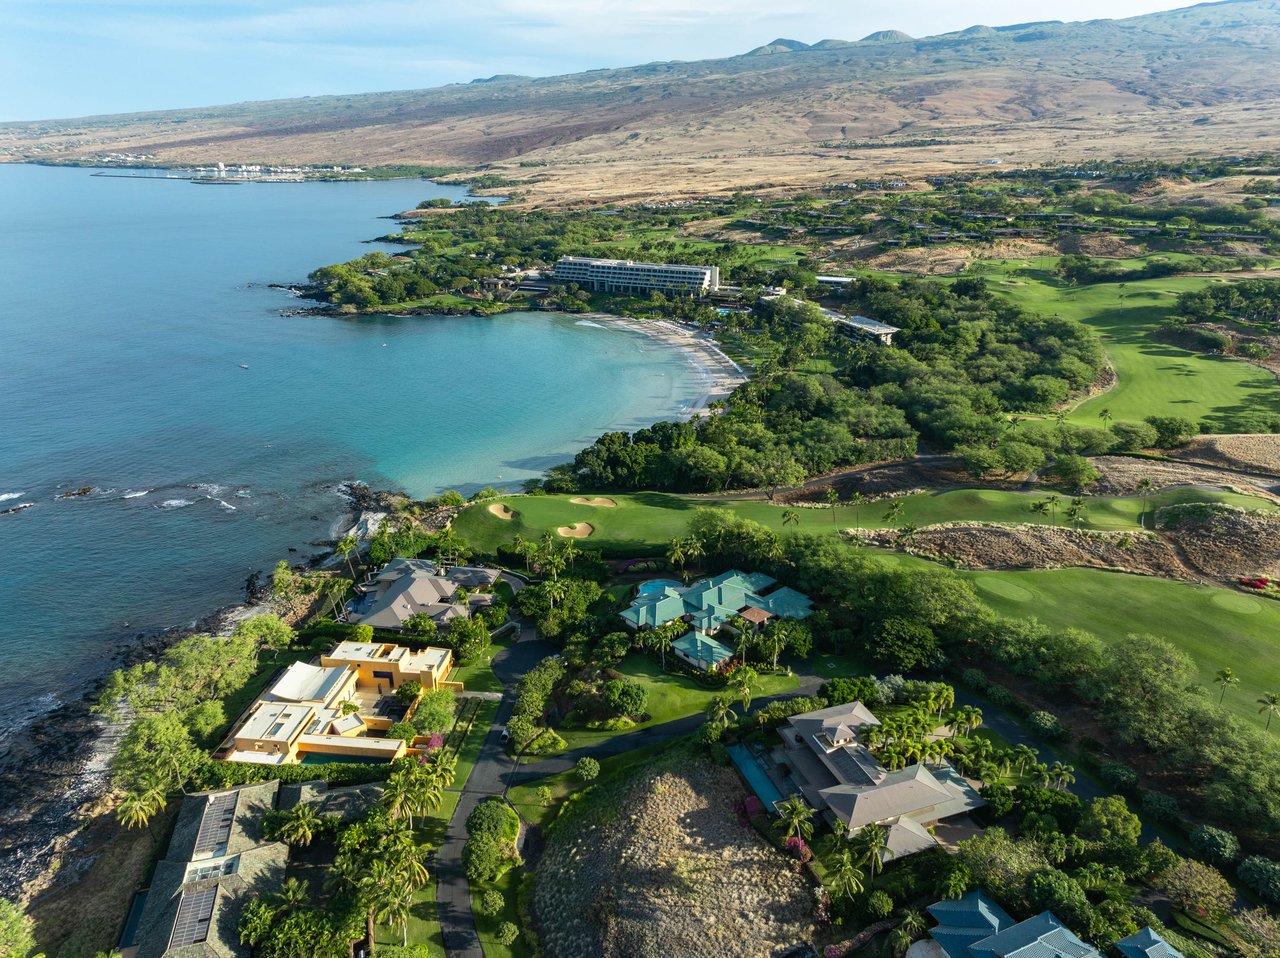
[156,498,195,509]
[189,482,226,495]
[234,488,252,499]
[122,489,151,499]
[0,492,24,503]
[211,498,237,512]
[0,691,60,747]
[574,320,606,329]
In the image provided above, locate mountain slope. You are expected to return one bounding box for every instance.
[4,0,1280,204]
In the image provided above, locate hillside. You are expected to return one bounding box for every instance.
[4,0,1280,204]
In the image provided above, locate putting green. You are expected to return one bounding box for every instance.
[1209,592,1264,614]
[975,578,1035,603]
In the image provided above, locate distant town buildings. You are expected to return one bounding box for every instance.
[553,256,721,295]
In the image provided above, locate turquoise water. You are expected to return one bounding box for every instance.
[637,579,684,596]
[0,164,706,733]
[726,743,784,809]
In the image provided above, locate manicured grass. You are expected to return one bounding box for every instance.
[975,259,1280,432]
[452,489,1276,558]
[552,653,799,751]
[470,868,531,958]
[962,566,1280,729]
[509,741,672,828]
[453,699,501,789]
[448,629,518,695]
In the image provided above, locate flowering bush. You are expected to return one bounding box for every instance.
[825,945,846,958]
[784,835,813,863]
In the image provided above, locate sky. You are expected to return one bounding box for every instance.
[1,0,1189,121]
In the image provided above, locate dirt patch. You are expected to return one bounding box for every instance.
[861,523,1193,580]
[488,502,515,520]
[534,760,814,958]
[1157,504,1280,582]
[1168,435,1280,479]
[1088,455,1280,500]
[557,523,594,538]
[569,497,617,508]
[1057,233,1142,257]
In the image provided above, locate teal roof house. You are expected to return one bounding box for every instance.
[1115,928,1184,958]
[619,570,811,641]
[671,633,737,672]
[926,890,1101,958]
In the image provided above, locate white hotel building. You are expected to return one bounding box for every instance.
[553,256,721,295]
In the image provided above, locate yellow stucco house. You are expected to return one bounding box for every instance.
[222,640,459,766]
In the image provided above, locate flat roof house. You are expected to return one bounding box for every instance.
[222,640,457,766]
[923,891,1101,958]
[123,782,288,958]
[553,255,721,295]
[778,701,983,859]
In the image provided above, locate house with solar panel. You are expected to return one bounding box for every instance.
[619,570,813,671]
[915,890,1103,958]
[776,701,983,859]
[121,781,287,958]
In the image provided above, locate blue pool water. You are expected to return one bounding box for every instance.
[727,743,784,809]
[637,578,684,596]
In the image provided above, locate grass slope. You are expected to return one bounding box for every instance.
[455,488,1274,557]
[979,261,1280,432]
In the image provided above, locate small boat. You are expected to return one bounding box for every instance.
[239,363,249,369]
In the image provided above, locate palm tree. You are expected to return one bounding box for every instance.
[826,487,841,525]
[1013,744,1038,774]
[275,876,309,914]
[544,578,567,610]
[1259,693,1280,732]
[1216,667,1240,704]
[776,795,815,840]
[117,788,163,830]
[730,614,754,660]
[666,538,688,580]
[829,849,865,900]
[279,803,322,847]
[781,509,800,530]
[889,928,914,958]
[375,883,416,947]
[512,534,532,571]
[731,665,758,712]
[335,534,360,580]
[882,500,905,528]
[1066,497,1088,530]
[1135,478,1156,529]
[1030,499,1050,524]
[852,823,889,877]
[421,748,457,792]
[849,491,866,532]
[1098,408,1113,429]
[706,693,736,731]
[899,908,928,939]
[934,685,955,718]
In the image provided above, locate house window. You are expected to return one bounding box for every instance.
[373,671,393,682]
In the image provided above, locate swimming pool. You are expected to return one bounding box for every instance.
[637,578,684,596]
[727,743,784,810]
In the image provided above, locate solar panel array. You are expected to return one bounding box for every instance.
[170,886,216,947]
[193,793,237,856]
[826,745,881,787]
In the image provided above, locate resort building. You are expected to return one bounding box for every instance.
[553,255,721,295]
[775,701,982,859]
[620,570,812,639]
[219,639,459,765]
[344,558,498,632]
[121,782,287,958]
[919,891,1101,958]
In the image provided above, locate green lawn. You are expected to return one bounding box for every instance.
[509,741,673,828]
[551,653,798,751]
[963,566,1280,728]
[449,628,518,695]
[975,259,1280,433]
[469,867,531,958]
[371,789,460,953]
[453,489,1275,558]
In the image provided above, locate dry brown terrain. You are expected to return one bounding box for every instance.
[5,2,1280,205]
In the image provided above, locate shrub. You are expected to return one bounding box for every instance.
[698,721,723,745]
[576,757,600,781]
[603,679,648,717]
[386,721,417,742]
[411,687,457,734]
[1141,791,1180,822]
[987,686,1015,708]
[395,680,423,705]
[495,922,520,946]
[1144,415,1198,448]
[1189,824,1241,867]
[819,676,883,708]
[1160,857,1234,918]
[1026,710,1068,741]
[1100,762,1139,792]
[864,889,894,919]
[1239,856,1280,904]
[353,624,375,643]
[1109,421,1158,451]
[961,668,989,691]
[479,890,505,916]
[979,784,1016,818]
[524,729,566,754]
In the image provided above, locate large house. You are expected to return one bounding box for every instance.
[921,891,1103,958]
[122,782,287,958]
[220,640,459,765]
[621,570,812,635]
[777,701,982,859]
[120,780,382,958]
[344,558,499,632]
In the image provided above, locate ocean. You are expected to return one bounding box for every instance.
[0,164,705,733]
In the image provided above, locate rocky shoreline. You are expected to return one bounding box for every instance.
[0,481,405,902]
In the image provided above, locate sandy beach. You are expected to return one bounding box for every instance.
[574,313,747,418]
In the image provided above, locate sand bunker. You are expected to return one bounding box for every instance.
[488,503,515,521]
[569,497,617,508]
[557,523,595,538]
